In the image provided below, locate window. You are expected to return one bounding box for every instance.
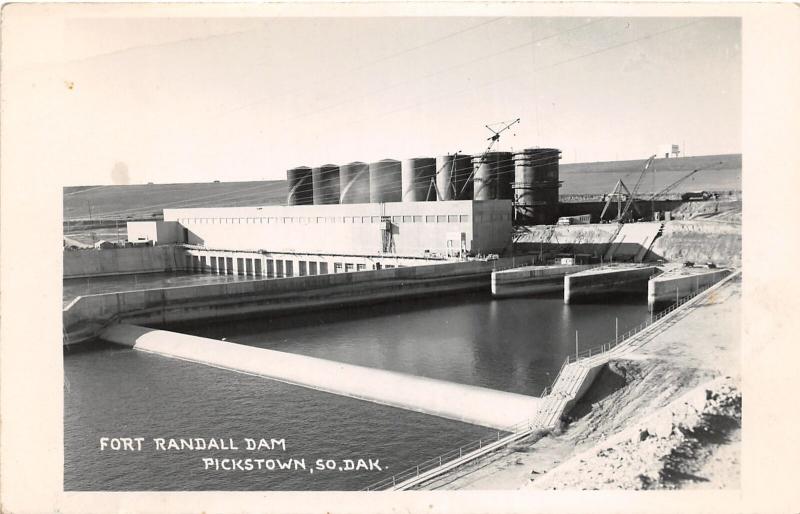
[283,217,293,223]
[343,217,352,223]
[362,216,371,223]
[460,215,470,222]
[334,262,343,273]
[309,262,318,275]
[317,217,325,223]
[437,215,447,223]
[371,216,380,223]
[327,217,336,223]
[413,215,423,223]
[402,216,412,223]
[345,263,354,272]
[448,215,459,223]
[426,215,436,223]
[319,262,329,274]
[353,216,362,224]
[356,264,366,271]
[285,261,294,277]
[276,260,284,277]
[299,261,307,276]
[391,216,401,223]
[266,259,274,278]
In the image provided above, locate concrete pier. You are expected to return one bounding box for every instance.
[647,268,731,310]
[101,324,542,431]
[491,264,595,298]
[564,265,660,304]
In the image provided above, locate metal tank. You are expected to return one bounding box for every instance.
[471,152,513,201]
[401,157,437,202]
[311,164,340,205]
[435,154,473,200]
[369,159,402,203]
[286,166,314,206]
[339,161,371,204]
[512,148,561,225]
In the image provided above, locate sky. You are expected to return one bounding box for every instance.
[5,12,741,185]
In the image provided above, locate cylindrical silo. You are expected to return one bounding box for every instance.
[402,157,437,202]
[513,148,561,225]
[435,154,473,200]
[339,161,370,204]
[311,164,340,205]
[471,152,513,201]
[286,166,313,206]
[369,159,402,203]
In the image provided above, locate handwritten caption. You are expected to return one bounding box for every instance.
[99,437,383,473]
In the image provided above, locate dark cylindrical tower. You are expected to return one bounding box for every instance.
[435,154,473,200]
[513,148,561,225]
[369,159,402,203]
[339,161,370,204]
[401,157,437,202]
[286,166,313,206]
[471,152,513,201]
[311,164,340,205]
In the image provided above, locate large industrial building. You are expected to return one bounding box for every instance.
[127,146,561,276]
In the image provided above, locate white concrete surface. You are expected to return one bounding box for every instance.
[101,324,542,431]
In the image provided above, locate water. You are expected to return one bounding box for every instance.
[64,291,649,490]
[173,291,649,396]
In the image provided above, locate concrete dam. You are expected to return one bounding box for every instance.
[102,324,543,431]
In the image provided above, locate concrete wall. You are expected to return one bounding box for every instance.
[64,256,531,343]
[564,266,659,304]
[491,264,596,297]
[102,324,542,431]
[63,246,184,279]
[648,269,731,309]
[126,221,183,244]
[162,200,511,257]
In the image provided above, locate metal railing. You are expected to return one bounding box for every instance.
[564,270,739,366]
[361,411,549,491]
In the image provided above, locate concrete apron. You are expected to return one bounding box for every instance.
[101,324,542,431]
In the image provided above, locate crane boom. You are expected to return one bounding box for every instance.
[648,168,701,200]
[619,154,656,221]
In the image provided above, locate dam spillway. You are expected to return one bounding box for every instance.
[101,324,543,431]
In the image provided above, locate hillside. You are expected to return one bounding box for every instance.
[63,153,741,219]
[64,180,286,220]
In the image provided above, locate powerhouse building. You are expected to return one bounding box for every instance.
[129,200,512,260]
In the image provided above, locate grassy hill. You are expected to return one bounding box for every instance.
[64,180,287,220]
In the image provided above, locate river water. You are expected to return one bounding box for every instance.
[64,290,649,491]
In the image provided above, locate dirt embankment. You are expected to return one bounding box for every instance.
[649,219,741,266]
[530,375,741,490]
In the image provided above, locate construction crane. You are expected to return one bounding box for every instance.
[646,161,723,201]
[618,154,656,222]
[459,118,520,198]
[599,155,656,223]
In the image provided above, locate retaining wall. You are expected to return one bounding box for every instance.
[648,268,731,310]
[64,256,532,344]
[564,266,659,304]
[63,246,184,278]
[491,264,595,298]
